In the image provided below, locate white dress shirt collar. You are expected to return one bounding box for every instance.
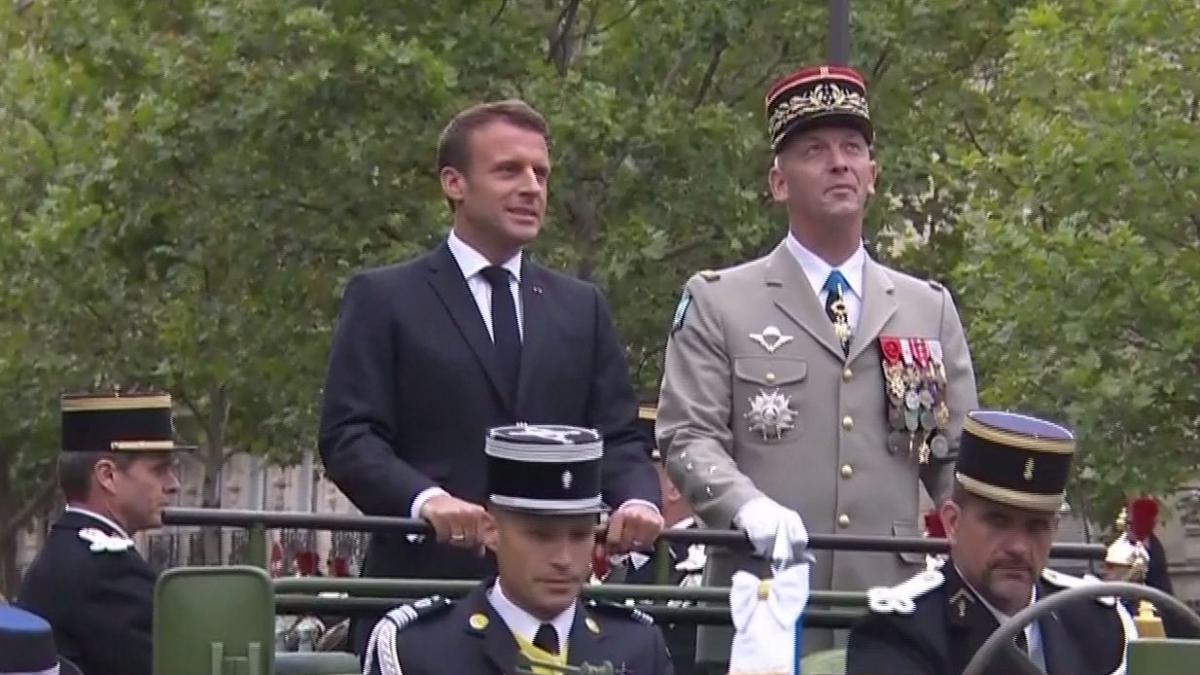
[448,230,522,283]
[784,232,866,300]
[65,505,132,540]
[487,579,574,655]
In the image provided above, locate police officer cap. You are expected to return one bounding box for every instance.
[485,424,604,516]
[0,606,83,675]
[60,388,195,454]
[956,410,1075,513]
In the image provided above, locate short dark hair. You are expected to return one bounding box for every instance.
[435,99,550,175]
[58,452,137,502]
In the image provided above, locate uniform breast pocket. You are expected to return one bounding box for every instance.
[733,356,807,443]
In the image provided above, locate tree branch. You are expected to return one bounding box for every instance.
[489,0,509,25]
[691,38,728,111]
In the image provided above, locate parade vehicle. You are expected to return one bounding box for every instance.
[146,507,1200,675]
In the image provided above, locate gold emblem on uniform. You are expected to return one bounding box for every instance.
[1023,458,1035,481]
[586,616,601,634]
[948,588,973,619]
[745,389,797,440]
[469,613,489,630]
[748,325,794,353]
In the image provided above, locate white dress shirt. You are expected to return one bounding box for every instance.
[65,505,132,540]
[488,579,574,655]
[447,229,524,341]
[784,233,866,333]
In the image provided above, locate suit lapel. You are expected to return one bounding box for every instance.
[462,584,518,675]
[566,603,610,669]
[845,258,897,364]
[1037,586,1082,675]
[425,243,513,412]
[944,565,1004,675]
[762,244,845,360]
[515,262,550,410]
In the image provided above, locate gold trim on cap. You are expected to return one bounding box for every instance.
[110,440,178,451]
[956,473,1064,513]
[638,406,657,421]
[963,416,1074,455]
[62,394,173,412]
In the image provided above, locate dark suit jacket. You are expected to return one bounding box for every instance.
[368,581,674,675]
[17,510,156,675]
[846,562,1127,675]
[319,242,661,582]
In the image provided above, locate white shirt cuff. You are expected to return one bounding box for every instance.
[411,486,449,520]
[617,499,661,515]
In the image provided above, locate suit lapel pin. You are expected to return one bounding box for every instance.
[749,325,793,353]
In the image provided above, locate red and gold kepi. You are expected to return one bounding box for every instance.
[764,64,872,152]
[60,388,195,453]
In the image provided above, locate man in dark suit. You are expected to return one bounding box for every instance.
[318,99,663,652]
[363,424,673,675]
[17,389,191,675]
[846,411,1134,675]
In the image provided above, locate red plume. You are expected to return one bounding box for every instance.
[923,510,946,538]
[295,550,319,575]
[1129,498,1158,543]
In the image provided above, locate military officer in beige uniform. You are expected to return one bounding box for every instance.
[656,64,979,661]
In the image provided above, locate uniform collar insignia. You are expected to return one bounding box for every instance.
[78,527,134,553]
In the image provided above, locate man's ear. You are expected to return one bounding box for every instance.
[440,166,467,205]
[940,499,961,546]
[767,157,789,203]
[481,511,499,552]
[93,457,119,496]
[866,157,879,197]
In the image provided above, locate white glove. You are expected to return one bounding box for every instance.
[734,496,809,558]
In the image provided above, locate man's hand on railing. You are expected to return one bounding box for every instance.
[419,495,491,555]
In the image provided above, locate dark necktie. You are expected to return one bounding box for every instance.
[533,622,560,655]
[822,269,851,355]
[480,266,521,400]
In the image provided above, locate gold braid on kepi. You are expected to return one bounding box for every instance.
[954,411,1075,513]
[60,388,195,453]
[764,64,873,152]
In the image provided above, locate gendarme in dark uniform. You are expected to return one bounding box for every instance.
[365,424,674,675]
[846,411,1134,675]
[17,391,191,675]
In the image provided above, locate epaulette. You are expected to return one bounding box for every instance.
[927,278,944,291]
[1041,568,1116,607]
[587,599,655,626]
[381,595,455,632]
[866,569,944,615]
[698,270,720,282]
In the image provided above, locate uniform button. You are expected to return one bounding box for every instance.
[765,372,776,384]
[838,514,851,528]
[842,368,853,382]
[840,464,853,479]
[842,415,854,431]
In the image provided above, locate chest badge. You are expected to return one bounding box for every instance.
[745,389,797,440]
[749,325,794,353]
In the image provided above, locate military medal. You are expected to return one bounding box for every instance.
[879,336,950,465]
[745,389,797,440]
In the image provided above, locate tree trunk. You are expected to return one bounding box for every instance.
[199,384,229,565]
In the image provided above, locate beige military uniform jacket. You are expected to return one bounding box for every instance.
[657,242,978,598]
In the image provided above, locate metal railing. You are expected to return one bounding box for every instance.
[162,506,1107,576]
